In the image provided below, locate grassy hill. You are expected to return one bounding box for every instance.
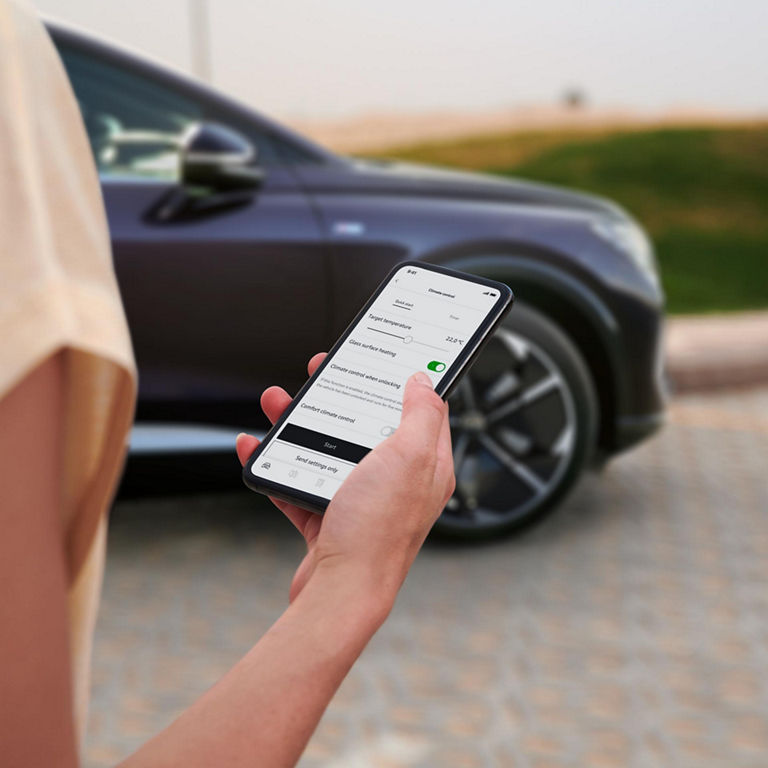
[370,125,768,315]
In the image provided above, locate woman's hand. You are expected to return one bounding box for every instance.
[236,353,454,611]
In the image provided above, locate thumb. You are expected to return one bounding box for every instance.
[396,372,446,451]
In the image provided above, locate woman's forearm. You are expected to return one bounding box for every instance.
[119,564,393,768]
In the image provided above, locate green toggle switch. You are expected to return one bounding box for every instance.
[427,360,446,372]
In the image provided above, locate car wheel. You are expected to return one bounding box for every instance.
[435,301,598,538]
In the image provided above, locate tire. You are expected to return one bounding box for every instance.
[434,301,598,539]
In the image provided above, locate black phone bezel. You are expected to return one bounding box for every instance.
[242,260,513,513]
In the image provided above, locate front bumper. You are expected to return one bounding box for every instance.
[606,286,668,454]
[614,410,665,452]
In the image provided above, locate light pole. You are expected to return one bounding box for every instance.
[188,0,212,83]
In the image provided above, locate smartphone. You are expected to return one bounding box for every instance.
[243,261,513,513]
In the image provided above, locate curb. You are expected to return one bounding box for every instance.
[664,311,768,394]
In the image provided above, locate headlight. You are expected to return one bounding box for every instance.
[590,218,661,292]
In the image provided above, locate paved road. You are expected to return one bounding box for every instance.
[85,388,768,768]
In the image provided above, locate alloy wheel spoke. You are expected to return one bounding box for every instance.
[478,433,546,496]
[486,373,562,424]
[495,426,532,456]
[460,377,477,411]
[452,431,472,473]
[482,370,520,407]
[448,491,478,520]
[497,328,529,362]
[454,453,482,515]
[551,424,575,457]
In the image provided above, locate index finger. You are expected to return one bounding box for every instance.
[236,432,260,465]
[307,352,327,377]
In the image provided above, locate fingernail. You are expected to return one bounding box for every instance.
[236,432,247,442]
[412,372,432,387]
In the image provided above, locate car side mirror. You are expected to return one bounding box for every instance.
[180,122,264,192]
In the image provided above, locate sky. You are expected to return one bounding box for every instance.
[35,0,768,121]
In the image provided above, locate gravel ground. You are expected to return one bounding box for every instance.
[85,387,768,768]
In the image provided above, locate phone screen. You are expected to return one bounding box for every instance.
[247,263,510,505]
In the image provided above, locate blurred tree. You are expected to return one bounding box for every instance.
[561,87,587,110]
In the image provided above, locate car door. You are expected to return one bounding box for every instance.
[56,41,329,427]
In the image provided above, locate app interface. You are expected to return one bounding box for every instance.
[251,265,502,501]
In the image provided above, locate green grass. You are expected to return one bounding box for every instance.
[370,125,768,314]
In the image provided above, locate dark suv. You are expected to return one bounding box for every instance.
[50,22,665,538]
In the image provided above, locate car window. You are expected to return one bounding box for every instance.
[270,135,329,166]
[57,44,202,181]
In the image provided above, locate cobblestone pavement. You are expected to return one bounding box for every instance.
[85,388,768,768]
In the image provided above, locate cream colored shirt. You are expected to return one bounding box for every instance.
[0,0,137,752]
